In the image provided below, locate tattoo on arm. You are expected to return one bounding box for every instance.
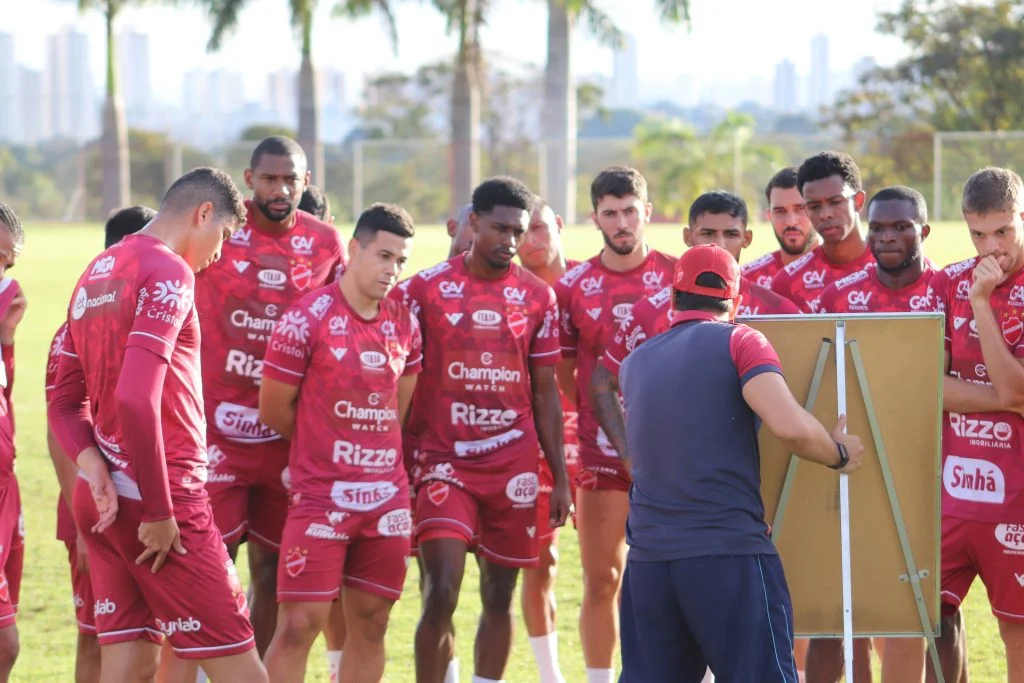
[590,363,628,461]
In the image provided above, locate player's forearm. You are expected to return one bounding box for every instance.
[259,405,295,441]
[973,300,1024,407]
[47,427,80,512]
[48,363,98,464]
[589,363,628,461]
[943,376,1007,413]
[1,343,13,398]
[555,359,577,409]
[532,384,568,485]
[115,347,173,522]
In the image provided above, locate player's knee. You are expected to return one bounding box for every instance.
[0,626,19,671]
[347,603,392,644]
[480,570,517,615]
[583,563,622,602]
[534,543,559,583]
[274,606,324,650]
[422,568,461,619]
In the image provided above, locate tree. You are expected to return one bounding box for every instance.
[238,124,299,142]
[76,0,132,219]
[543,0,690,223]
[202,0,397,184]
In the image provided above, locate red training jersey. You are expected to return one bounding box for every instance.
[930,258,1024,522]
[741,250,786,289]
[556,249,676,468]
[813,264,938,314]
[770,245,875,313]
[57,234,207,507]
[195,206,345,450]
[398,256,560,461]
[262,285,422,510]
[0,278,17,480]
[45,322,77,543]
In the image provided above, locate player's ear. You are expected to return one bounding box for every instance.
[303,169,312,187]
[243,169,255,191]
[347,235,361,261]
[195,201,215,228]
[921,223,931,241]
[644,202,653,222]
[762,207,771,222]
[470,212,480,233]
[853,190,867,212]
[590,211,599,230]
[683,226,694,248]
[555,215,564,232]
[446,219,457,238]
[743,227,753,249]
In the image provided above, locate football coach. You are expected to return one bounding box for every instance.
[617,244,865,683]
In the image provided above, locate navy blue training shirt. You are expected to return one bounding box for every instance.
[619,310,784,562]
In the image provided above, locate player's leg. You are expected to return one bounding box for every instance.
[804,639,872,683]
[925,515,974,683]
[521,535,564,683]
[924,613,968,683]
[575,480,629,677]
[263,601,332,683]
[68,539,101,683]
[245,475,289,657]
[99,642,161,683]
[416,536,469,683]
[324,599,347,682]
[337,588,394,683]
[474,558,520,679]
[880,637,925,683]
[0,485,23,681]
[968,518,1024,682]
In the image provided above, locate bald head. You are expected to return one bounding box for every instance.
[447,203,474,258]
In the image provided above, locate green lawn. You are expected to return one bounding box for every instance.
[10,221,1006,681]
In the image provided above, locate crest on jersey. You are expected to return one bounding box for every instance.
[507,310,528,338]
[427,481,450,506]
[1004,316,1023,346]
[291,262,313,290]
[285,548,307,578]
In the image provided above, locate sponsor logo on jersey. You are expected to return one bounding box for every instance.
[426,480,450,506]
[333,440,399,471]
[330,481,400,512]
[559,261,591,288]
[329,315,349,335]
[418,261,452,282]
[333,398,398,432]
[954,316,968,330]
[505,472,539,506]
[72,287,118,320]
[995,523,1024,553]
[507,310,528,338]
[612,302,633,325]
[1004,317,1023,345]
[89,255,116,279]
[360,350,388,370]
[94,599,117,617]
[909,293,933,310]
[291,234,315,254]
[948,412,1013,449]
[846,290,873,309]
[641,271,665,289]
[225,349,263,384]
[503,286,527,304]
[1010,285,1024,305]
[448,356,522,392]
[258,269,288,289]
[275,310,311,343]
[956,280,971,301]
[445,312,464,325]
[304,523,348,541]
[330,347,348,361]
[377,509,412,537]
[586,308,602,320]
[782,250,815,275]
[230,227,251,245]
[579,275,604,296]
[292,262,313,290]
[231,307,278,342]
[284,547,307,578]
[309,293,333,320]
[157,617,202,637]
[232,260,249,274]
[472,309,502,329]
[214,402,278,443]
[802,270,827,288]
[450,402,517,429]
[943,455,1005,504]
[439,280,465,298]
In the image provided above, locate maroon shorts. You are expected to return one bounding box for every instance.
[205,433,289,550]
[65,539,96,635]
[277,501,412,603]
[942,516,1024,623]
[73,479,255,659]
[414,450,540,569]
[576,441,631,493]
[0,479,23,630]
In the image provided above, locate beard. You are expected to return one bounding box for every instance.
[602,230,638,256]
[774,228,811,256]
[255,198,294,222]
[875,247,919,274]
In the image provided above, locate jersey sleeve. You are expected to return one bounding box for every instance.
[128,260,196,362]
[403,311,424,376]
[262,302,318,386]
[814,285,838,314]
[529,285,562,365]
[730,325,783,387]
[554,280,578,358]
[601,300,650,377]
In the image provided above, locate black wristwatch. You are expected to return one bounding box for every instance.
[828,441,850,470]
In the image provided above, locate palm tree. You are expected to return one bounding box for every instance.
[77,0,131,219]
[203,0,397,184]
[432,0,486,214]
[543,0,690,223]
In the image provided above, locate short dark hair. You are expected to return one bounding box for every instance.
[590,166,648,209]
[471,176,534,215]
[353,202,415,245]
[0,201,23,252]
[797,151,863,194]
[161,167,247,226]
[249,135,307,170]
[765,167,799,205]
[298,185,330,221]
[688,191,748,226]
[672,272,731,313]
[962,167,1024,215]
[105,205,156,248]
[868,186,928,224]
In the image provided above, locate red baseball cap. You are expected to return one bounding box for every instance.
[673,244,741,299]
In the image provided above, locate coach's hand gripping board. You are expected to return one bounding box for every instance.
[746,313,944,638]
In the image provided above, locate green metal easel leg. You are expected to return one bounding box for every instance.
[849,340,944,683]
[771,338,833,543]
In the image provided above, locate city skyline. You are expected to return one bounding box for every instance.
[7,0,907,105]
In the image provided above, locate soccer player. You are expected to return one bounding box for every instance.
[259,203,420,683]
[770,152,875,312]
[742,166,819,289]
[616,243,864,683]
[554,166,675,683]
[404,177,571,683]
[0,202,25,683]
[45,205,155,683]
[195,136,346,657]
[812,186,944,683]
[298,184,333,223]
[48,168,267,682]
[518,198,580,683]
[447,203,475,257]
[928,167,1024,683]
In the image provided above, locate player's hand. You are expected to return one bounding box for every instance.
[0,292,26,345]
[75,531,89,575]
[77,448,118,533]
[136,517,186,573]
[971,255,1005,301]
[549,479,573,530]
[830,415,864,474]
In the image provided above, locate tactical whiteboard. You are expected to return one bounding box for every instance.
[744,313,944,638]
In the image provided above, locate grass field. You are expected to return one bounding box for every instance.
[10,220,1007,681]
